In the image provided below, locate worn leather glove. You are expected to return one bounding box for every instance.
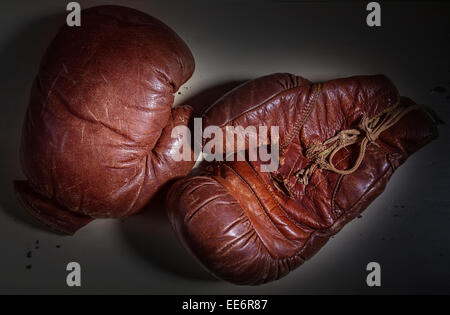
[15,5,195,234]
[167,73,438,285]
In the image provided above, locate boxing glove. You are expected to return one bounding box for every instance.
[167,73,438,285]
[15,5,195,235]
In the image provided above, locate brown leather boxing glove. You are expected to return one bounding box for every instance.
[167,73,438,285]
[15,5,195,235]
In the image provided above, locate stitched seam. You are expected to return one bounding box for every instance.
[283,180,297,200]
[176,177,216,201]
[202,83,311,124]
[274,82,403,262]
[186,192,230,222]
[279,91,301,151]
[287,153,301,179]
[331,175,344,219]
[285,165,393,263]
[201,173,272,257]
[281,84,322,154]
[280,86,316,152]
[248,162,315,233]
[305,147,351,196]
[223,163,292,258]
[218,168,274,260]
[289,86,401,188]
[322,163,393,236]
[224,163,289,240]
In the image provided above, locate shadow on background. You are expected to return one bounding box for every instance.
[120,182,217,282]
[120,80,247,282]
[0,13,65,231]
[0,14,248,281]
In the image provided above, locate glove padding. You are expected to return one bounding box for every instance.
[167,73,438,285]
[15,5,195,234]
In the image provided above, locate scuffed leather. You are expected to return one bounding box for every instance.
[167,73,438,285]
[15,5,195,235]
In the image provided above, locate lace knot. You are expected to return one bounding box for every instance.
[293,102,419,185]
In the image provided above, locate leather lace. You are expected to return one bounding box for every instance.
[295,103,419,185]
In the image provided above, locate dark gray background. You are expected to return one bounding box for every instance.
[0,0,449,294]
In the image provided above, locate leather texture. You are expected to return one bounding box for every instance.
[15,5,195,235]
[167,73,438,285]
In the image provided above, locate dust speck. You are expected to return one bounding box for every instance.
[431,86,446,94]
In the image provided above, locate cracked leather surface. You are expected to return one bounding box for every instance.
[15,5,195,235]
[167,73,438,285]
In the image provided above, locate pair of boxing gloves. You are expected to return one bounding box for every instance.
[15,6,438,285]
